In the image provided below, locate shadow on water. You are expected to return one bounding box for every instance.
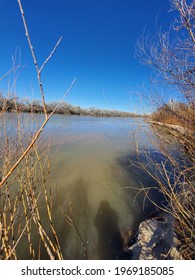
[59,178,97,260]
[117,151,168,221]
[94,201,123,259]
[70,179,91,260]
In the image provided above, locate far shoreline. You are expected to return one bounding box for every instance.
[0,96,149,119]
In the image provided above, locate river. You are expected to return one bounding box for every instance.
[1,113,162,259]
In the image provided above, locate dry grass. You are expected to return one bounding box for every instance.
[0,96,65,259]
[151,102,195,128]
[0,0,77,259]
[131,120,195,259]
[134,0,195,259]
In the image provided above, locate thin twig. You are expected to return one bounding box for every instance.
[0,78,76,189]
[39,36,63,74]
[17,0,63,118]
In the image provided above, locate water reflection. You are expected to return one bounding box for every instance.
[95,201,123,259]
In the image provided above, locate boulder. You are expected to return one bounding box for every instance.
[128,213,183,260]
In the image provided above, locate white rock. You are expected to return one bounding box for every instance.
[129,214,183,260]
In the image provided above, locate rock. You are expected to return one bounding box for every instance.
[128,213,183,260]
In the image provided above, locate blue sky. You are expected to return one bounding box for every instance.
[0,0,176,113]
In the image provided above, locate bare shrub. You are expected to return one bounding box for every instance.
[135,0,195,259]
[151,101,195,127]
[0,0,75,259]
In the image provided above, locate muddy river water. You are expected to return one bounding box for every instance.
[3,114,161,259]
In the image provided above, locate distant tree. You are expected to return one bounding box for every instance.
[31,99,43,113]
[69,106,81,115]
[0,93,6,111]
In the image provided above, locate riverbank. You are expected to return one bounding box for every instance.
[0,96,149,118]
[146,120,192,135]
[139,119,194,260]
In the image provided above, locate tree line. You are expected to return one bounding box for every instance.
[0,94,147,118]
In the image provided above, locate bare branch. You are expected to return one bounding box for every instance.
[39,36,63,74]
[17,0,46,117]
[0,78,76,189]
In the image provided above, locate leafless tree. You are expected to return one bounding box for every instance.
[135,0,195,259]
[137,0,195,104]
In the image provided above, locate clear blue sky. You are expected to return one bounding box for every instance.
[0,0,176,113]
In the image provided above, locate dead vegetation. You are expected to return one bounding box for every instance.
[135,0,195,259]
[151,102,195,128]
[0,0,76,259]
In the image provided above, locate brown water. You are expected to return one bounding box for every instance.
[44,115,158,259]
[2,114,160,259]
